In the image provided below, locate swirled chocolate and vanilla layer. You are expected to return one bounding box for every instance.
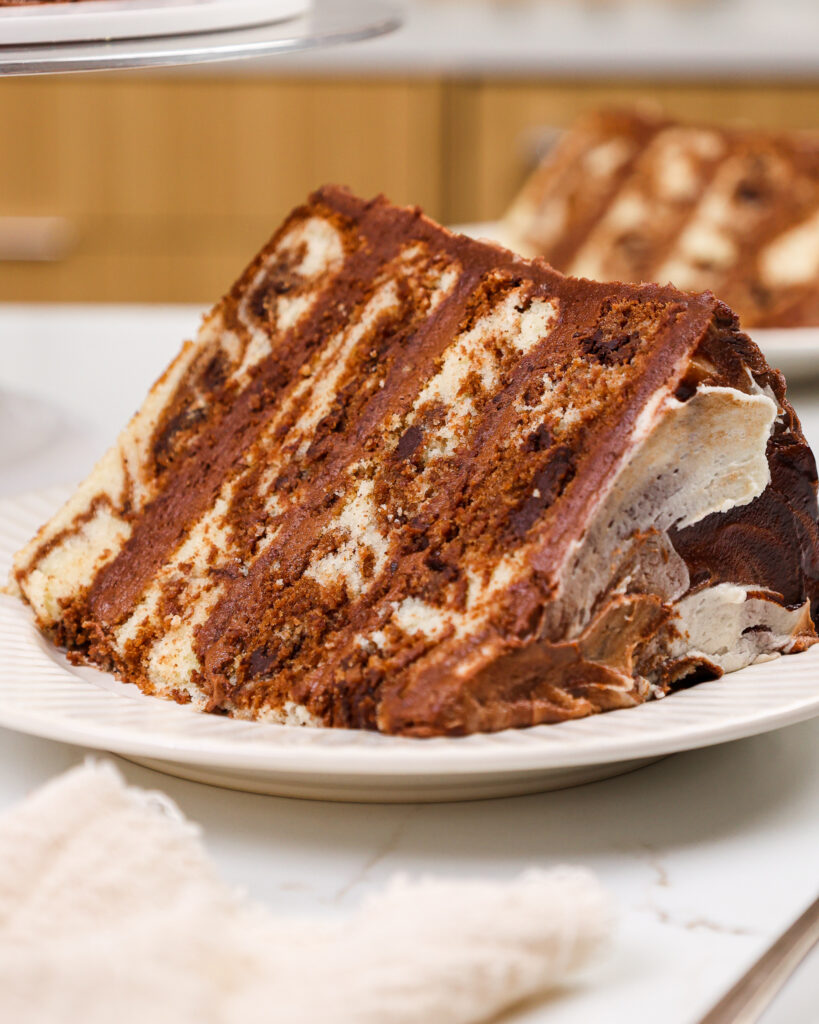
[11,187,819,735]
[504,109,819,328]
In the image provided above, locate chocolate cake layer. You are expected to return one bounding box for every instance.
[504,110,819,328]
[12,187,819,736]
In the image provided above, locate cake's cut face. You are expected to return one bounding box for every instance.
[504,110,819,328]
[12,187,819,736]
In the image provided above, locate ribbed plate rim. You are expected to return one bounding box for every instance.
[1,487,818,777]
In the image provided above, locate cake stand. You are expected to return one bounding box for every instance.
[0,1,401,76]
[0,0,401,480]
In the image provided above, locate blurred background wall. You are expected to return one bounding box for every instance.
[2,0,818,303]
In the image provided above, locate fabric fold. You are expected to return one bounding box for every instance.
[0,762,612,1024]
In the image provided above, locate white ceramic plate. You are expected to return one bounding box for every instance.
[0,0,309,46]
[2,487,819,802]
[454,222,819,384]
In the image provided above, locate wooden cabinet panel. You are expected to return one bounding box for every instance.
[0,75,444,302]
[0,217,280,303]
[3,74,818,301]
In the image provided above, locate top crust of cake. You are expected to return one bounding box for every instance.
[504,109,819,328]
[13,186,819,735]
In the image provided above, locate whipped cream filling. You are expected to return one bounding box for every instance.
[662,583,810,675]
[554,384,776,634]
[549,380,802,691]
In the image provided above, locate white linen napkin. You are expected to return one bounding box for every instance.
[0,762,612,1024]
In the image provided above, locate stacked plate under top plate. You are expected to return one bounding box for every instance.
[0,0,310,46]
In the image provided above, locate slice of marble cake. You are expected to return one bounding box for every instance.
[11,187,819,736]
[504,109,819,328]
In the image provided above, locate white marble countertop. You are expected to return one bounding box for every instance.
[210,0,819,79]
[1,303,818,1024]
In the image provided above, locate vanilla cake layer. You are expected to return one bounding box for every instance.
[504,110,819,328]
[11,187,819,736]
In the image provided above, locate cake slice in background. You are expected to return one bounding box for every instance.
[504,109,819,328]
[11,187,819,736]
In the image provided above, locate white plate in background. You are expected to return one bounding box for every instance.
[453,222,819,384]
[2,488,818,802]
[748,328,819,383]
[0,0,309,46]
[453,221,519,250]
